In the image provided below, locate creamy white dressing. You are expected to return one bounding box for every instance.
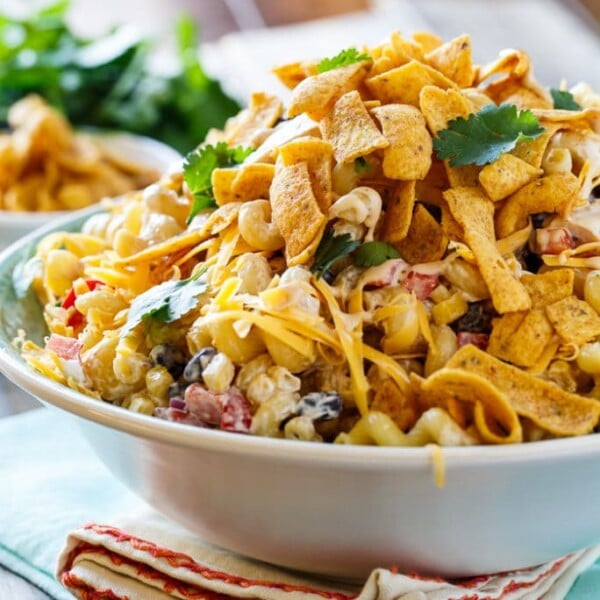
[60,357,90,387]
[244,114,319,164]
[565,201,600,240]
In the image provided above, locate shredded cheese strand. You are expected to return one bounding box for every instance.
[314,278,370,416]
[200,310,315,358]
[362,345,410,393]
[174,238,219,267]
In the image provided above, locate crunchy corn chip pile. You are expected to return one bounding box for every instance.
[20,30,600,446]
[0,95,159,212]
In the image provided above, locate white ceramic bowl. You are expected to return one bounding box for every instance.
[0,132,181,250]
[1,211,600,580]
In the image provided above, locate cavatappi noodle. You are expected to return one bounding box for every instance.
[19,30,600,447]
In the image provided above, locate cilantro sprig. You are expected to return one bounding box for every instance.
[311,229,400,279]
[316,47,370,73]
[354,157,372,174]
[183,142,252,223]
[311,229,360,279]
[354,241,400,267]
[122,270,208,335]
[433,103,546,167]
[550,88,581,111]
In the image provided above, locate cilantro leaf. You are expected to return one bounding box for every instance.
[122,270,208,335]
[354,241,400,267]
[316,47,370,73]
[183,142,252,223]
[310,228,360,279]
[433,103,546,167]
[354,156,372,174]
[550,88,581,111]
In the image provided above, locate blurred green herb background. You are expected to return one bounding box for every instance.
[0,0,241,153]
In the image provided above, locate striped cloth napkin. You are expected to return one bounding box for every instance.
[56,508,600,600]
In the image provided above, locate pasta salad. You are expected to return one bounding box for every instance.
[20,30,600,446]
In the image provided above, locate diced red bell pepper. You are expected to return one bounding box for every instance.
[402,270,440,300]
[154,407,209,427]
[184,384,252,433]
[184,384,222,426]
[66,311,85,330]
[45,334,83,360]
[536,227,574,255]
[360,259,407,288]
[61,279,106,329]
[220,387,252,433]
[61,279,105,310]
[457,332,489,350]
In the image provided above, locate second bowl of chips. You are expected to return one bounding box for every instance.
[0,96,182,250]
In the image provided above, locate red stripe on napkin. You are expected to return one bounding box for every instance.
[62,524,356,600]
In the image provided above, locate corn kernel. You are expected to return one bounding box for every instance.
[431,292,469,326]
[129,394,156,415]
[146,366,174,406]
[429,284,451,304]
[202,352,235,393]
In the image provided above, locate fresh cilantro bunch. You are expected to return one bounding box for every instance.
[311,229,399,279]
[183,142,252,223]
[433,103,546,167]
[317,47,370,73]
[550,88,582,111]
[0,2,240,153]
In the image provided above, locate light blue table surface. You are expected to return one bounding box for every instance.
[0,406,139,599]
[1,406,599,599]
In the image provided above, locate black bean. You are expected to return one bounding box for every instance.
[149,344,186,378]
[183,347,218,383]
[296,391,343,421]
[531,212,551,229]
[168,382,187,399]
[452,301,493,334]
[516,245,543,274]
[322,270,336,285]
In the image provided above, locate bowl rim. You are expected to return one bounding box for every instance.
[1,206,600,469]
